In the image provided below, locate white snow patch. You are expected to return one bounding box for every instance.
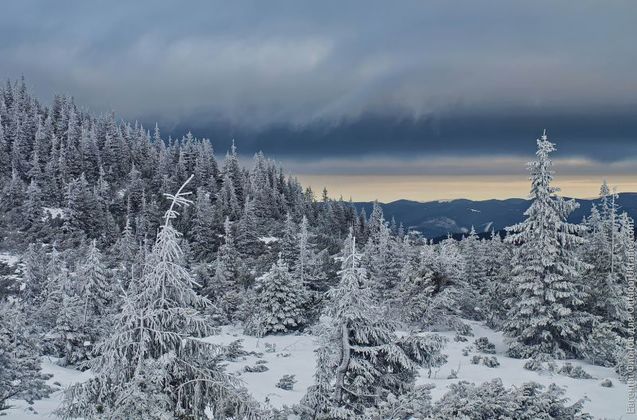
[42,207,65,220]
[259,237,279,244]
[469,208,481,213]
[421,321,628,420]
[201,327,318,409]
[0,253,19,267]
[6,357,92,419]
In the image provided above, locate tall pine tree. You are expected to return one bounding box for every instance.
[504,131,591,359]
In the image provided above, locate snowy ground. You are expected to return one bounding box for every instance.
[425,321,631,419]
[6,358,92,419]
[5,321,631,419]
[0,252,20,267]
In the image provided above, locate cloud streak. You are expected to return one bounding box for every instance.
[276,156,637,177]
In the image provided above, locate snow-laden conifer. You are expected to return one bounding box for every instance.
[504,131,591,359]
[60,176,256,419]
[0,302,52,413]
[301,231,447,418]
[248,255,308,335]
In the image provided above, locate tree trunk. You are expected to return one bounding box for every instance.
[333,322,350,404]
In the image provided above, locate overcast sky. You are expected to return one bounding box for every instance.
[2,1,636,200]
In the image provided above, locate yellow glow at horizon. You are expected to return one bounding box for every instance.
[296,175,637,202]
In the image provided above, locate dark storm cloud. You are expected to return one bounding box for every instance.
[1,0,636,169]
[168,108,637,165]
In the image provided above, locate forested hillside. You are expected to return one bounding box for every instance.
[1,79,635,418]
[355,193,637,238]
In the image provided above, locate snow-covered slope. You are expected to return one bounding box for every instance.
[7,358,92,419]
[424,321,628,419]
[6,322,628,419]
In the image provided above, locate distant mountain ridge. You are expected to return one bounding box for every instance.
[354,193,637,238]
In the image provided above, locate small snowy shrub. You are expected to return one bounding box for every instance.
[600,379,613,388]
[366,384,434,419]
[523,353,557,372]
[432,378,592,419]
[454,333,468,342]
[275,374,297,391]
[471,355,499,367]
[580,324,620,367]
[615,347,635,382]
[244,364,269,373]
[225,339,248,361]
[264,342,276,353]
[455,322,473,337]
[474,337,496,354]
[524,358,542,371]
[558,363,594,379]
[482,356,500,368]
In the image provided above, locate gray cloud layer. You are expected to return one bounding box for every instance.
[1,0,636,172]
[2,1,636,124]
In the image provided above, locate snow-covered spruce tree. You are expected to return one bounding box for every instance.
[78,240,111,323]
[297,215,312,286]
[22,180,44,233]
[38,250,67,332]
[398,237,466,332]
[579,184,634,366]
[222,140,245,205]
[34,250,92,365]
[75,240,112,355]
[218,172,241,220]
[235,196,263,258]
[20,243,49,311]
[64,173,102,239]
[112,217,138,291]
[362,217,403,301]
[190,188,218,261]
[60,176,257,419]
[279,213,299,268]
[459,226,487,319]
[249,152,275,222]
[247,256,308,336]
[482,231,513,329]
[581,184,628,328]
[300,231,447,418]
[295,214,327,321]
[1,168,24,214]
[204,216,245,322]
[396,249,437,327]
[52,290,91,366]
[0,302,52,413]
[504,131,591,359]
